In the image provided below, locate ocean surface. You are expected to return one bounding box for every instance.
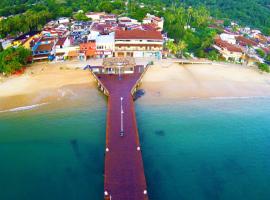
[1,92,270,200]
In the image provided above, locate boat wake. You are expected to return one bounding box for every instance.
[0,103,49,113]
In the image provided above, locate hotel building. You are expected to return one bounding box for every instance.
[114,30,163,59]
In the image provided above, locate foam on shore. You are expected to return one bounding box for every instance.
[0,103,49,113]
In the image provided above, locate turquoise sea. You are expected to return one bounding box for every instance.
[1,92,270,199]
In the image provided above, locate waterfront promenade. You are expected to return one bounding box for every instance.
[93,65,148,200]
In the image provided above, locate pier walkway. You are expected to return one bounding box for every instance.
[92,65,148,200]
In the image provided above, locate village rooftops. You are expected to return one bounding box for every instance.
[236,36,258,47]
[115,30,163,40]
[14,31,41,42]
[35,43,54,52]
[215,38,243,53]
[56,37,67,47]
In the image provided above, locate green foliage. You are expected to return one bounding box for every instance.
[207,50,219,61]
[73,12,89,21]
[0,10,52,38]
[257,63,269,73]
[256,49,266,58]
[0,42,3,52]
[165,40,187,58]
[265,54,270,63]
[164,6,216,58]
[161,0,270,35]
[0,46,31,75]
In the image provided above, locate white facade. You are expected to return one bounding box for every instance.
[96,32,115,58]
[57,17,70,24]
[220,33,237,44]
[86,12,105,21]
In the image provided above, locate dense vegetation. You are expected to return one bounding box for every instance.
[162,6,218,58]
[257,62,270,72]
[160,0,270,35]
[1,0,270,35]
[0,46,31,74]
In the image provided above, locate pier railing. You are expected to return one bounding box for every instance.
[131,64,150,95]
[89,69,110,96]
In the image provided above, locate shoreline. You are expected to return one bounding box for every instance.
[1,60,270,111]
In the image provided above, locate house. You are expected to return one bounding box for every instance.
[12,31,41,49]
[118,17,139,26]
[80,41,96,58]
[220,33,237,45]
[214,38,244,62]
[32,37,57,61]
[236,36,258,47]
[95,32,115,58]
[100,14,117,23]
[143,14,164,31]
[86,12,105,21]
[57,17,70,24]
[114,30,163,59]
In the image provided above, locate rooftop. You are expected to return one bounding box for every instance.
[115,30,163,40]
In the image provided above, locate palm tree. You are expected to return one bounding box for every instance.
[166,40,177,56]
[176,40,187,58]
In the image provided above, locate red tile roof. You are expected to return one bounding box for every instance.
[236,36,257,46]
[35,43,53,51]
[115,30,163,40]
[56,37,67,46]
[215,38,243,53]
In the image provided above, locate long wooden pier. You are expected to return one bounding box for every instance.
[91,65,148,200]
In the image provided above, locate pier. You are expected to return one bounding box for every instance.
[90,59,148,200]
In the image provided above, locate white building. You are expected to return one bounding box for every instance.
[143,13,164,31]
[220,33,237,45]
[86,12,105,21]
[57,17,70,24]
[114,30,163,59]
[96,32,115,58]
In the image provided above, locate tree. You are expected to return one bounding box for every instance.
[256,49,266,58]
[0,42,3,52]
[257,63,269,73]
[0,46,31,75]
[73,12,89,21]
[176,40,187,58]
[265,54,270,63]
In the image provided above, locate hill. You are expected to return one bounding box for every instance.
[160,0,270,34]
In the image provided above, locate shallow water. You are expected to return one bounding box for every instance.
[0,88,107,200]
[1,89,270,200]
[136,98,270,200]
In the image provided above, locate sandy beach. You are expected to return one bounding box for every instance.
[0,61,96,111]
[1,59,270,110]
[139,60,270,104]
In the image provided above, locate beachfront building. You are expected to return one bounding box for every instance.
[214,38,244,62]
[32,37,57,61]
[80,41,96,59]
[102,57,136,74]
[96,32,115,58]
[114,30,163,59]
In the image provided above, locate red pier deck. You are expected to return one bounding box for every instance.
[95,66,148,200]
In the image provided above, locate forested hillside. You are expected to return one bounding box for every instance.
[1,0,270,34]
[161,0,270,34]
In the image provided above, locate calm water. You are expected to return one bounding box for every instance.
[136,98,270,200]
[0,88,107,200]
[1,94,270,200]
